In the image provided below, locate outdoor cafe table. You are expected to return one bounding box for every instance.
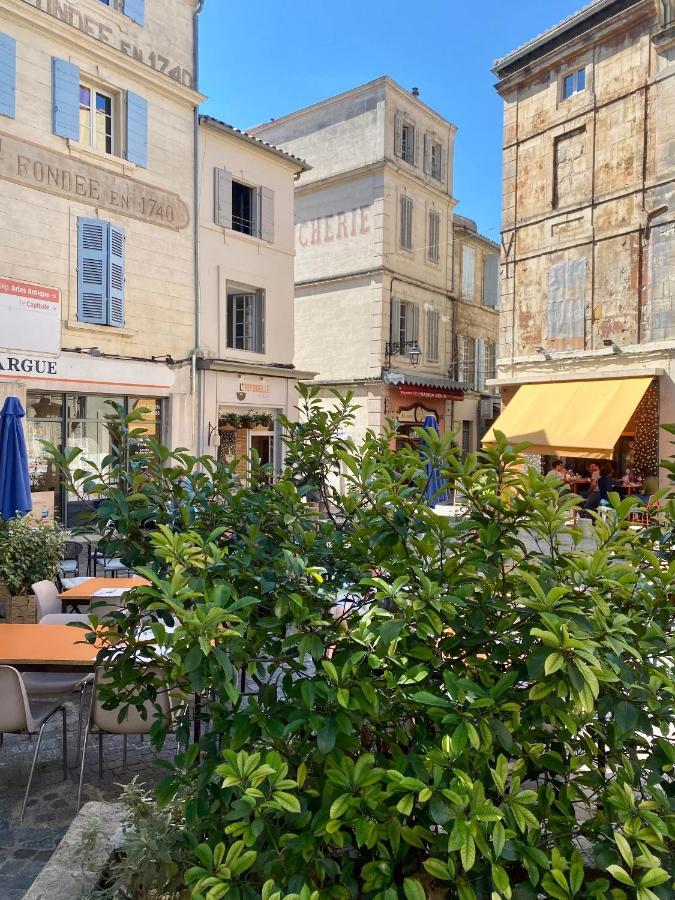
[0,623,99,672]
[60,576,150,612]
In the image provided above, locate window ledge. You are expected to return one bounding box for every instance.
[66,141,136,177]
[65,320,135,339]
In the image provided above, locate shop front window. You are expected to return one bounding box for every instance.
[25,393,64,522]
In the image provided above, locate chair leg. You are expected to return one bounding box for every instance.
[62,707,68,780]
[75,683,87,767]
[77,724,90,811]
[20,721,48,821]
[123,734,128,773]
[98,732,103,778]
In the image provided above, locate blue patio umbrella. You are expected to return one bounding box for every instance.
[421,414,449,506]
[0,396,32,520]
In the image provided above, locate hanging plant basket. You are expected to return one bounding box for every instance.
[219,412,274,431]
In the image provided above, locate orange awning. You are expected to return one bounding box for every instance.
[482,377,653,459]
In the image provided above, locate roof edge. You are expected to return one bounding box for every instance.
[199,115,311,172]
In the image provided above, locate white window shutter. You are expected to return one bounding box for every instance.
[423,134,431,175]
[456,335,465,382]
[394,112,403,157]
[411,304,420,343]
[260,186,274,242]
[214,168,232,228]
[390,296,401,343]
[475,338,485,391]
[441,146,448,184]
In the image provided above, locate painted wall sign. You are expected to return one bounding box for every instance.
[399,386,463,400]
[23,0,194,87]
[0,352,174,391]
[0,278,60,354]
[297,206,371,248]
[0,355,58,375]
[0,132,190,230]
[396,405,437,424]
[240,380,270,395]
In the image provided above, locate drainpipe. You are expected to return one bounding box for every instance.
[192,0,205,455]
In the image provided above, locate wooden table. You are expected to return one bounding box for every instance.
[60,576,150,612]
[568,478,591,494]
[0,623,99,672]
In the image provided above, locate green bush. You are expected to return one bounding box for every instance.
[0,514,64,595]
[50,389,674,899]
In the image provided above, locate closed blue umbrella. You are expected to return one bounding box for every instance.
[421,414,449,506]
[0,397,32,520]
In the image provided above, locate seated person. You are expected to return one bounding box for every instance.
[547,459,568,482]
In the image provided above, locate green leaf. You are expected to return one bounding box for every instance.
[639,869,670,888]
[317,719,336,754]
[329,794,351,819]
[321,660,339,683]
[607,865,635,887]
[403,878,426,900]
[614,701,639,734]
[273,791,301,813]
[614,834,633,869]
[492,821,506,859]
[423,859,452,881]
[461,835,476,872]
[544,652,565,675]
[337,687,350,708]
[396,793,414,816]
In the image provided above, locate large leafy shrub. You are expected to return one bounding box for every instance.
[0,514,64,595]
[51,390,674,899]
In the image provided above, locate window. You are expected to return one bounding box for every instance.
[395,299,419,353]
[427,309,440,361]
[395,113,416,165]
[485,340,497,383]
[461,246,476,300]
[400,195,413,251]
[215,169,275,242]
[430,141,443,181]
[77,218,125,327]
[227,286,265,353]
[0,32,16,120]
[553,127,587,208]
[428,209,440,262]
[457,335,476,386]
[79,85,114,154]
[100,0,145,25]
[562,68,586,100]
[461,421,472,455]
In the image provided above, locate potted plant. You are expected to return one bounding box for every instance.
[0,516,64,622]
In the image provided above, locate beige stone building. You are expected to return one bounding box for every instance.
[252,77,500,448]
[197,115,312,473]
[0,0,202,523]
[490,0,675,479]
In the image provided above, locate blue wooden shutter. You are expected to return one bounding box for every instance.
[52,57,79,139]
[108,225,125,327]
[77,218,108,324]
[123,0,145,25]
[0,33,16,119]
[125,91,148,167]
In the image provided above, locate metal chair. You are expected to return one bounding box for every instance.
[103,558,129,578]
[77,667,173,809]
[60,541,82,578]
[0,666,68,820]
[31,580,61,620]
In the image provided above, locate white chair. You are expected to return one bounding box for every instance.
[103,558,130,578]
[31,580,61,620]
[61,576,93,591]
[0,666,68,820]
[78,668,173,809]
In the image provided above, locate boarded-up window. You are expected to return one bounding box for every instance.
[547,258,586,341]
[645,223,675,342]
[553,127,586,208]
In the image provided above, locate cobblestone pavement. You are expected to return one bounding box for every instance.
[0,692,178,900]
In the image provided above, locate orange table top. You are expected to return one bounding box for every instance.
[0,624,99,667]
[60,576,149,602]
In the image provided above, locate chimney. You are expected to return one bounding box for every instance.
[411,87,420,97]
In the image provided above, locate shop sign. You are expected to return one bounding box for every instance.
[297,205,371,248]
[0,132,190,230]
[0,355,58,375]
[399,386,462,400]
[240,380,270,395]
[23,0,194,87]
[397,405,437,424]
[1,278,60,354]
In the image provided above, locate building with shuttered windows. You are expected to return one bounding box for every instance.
[0,0,201,524]
[251,77,500,447]
[197,115,313,474]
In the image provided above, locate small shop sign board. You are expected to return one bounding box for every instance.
[28,491,55,525]
[1,278,60,354]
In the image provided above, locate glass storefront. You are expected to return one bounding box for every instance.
[25,392,163,526]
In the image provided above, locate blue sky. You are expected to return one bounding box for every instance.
[198,0,583,242]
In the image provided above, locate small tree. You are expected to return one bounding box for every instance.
[50,389,675,899]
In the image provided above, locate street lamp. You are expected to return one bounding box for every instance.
[385,340,422,369]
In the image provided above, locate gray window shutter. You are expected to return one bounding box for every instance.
[260,186,275,243]
[108,225,125,327]
[456,334,465,382]
[255,291,265,353]
[390,296,401,343]
[414,126,420,167]
[123,0,145,25]
[52,57,79,139]
[125,91,148,167]
[214,168,233,228]
[77,218,108,325]
[423,134,431,175]
[394,112,403,157]
[410,304,420,343]
[475,338,484,391]
[0,33,16,119]
[483,253,499,307]
[440,146,448,184]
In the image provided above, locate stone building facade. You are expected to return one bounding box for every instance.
[0,0,202,523]
[492,0,675,476]
[252,77,500,447]
[197,115,312,474]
